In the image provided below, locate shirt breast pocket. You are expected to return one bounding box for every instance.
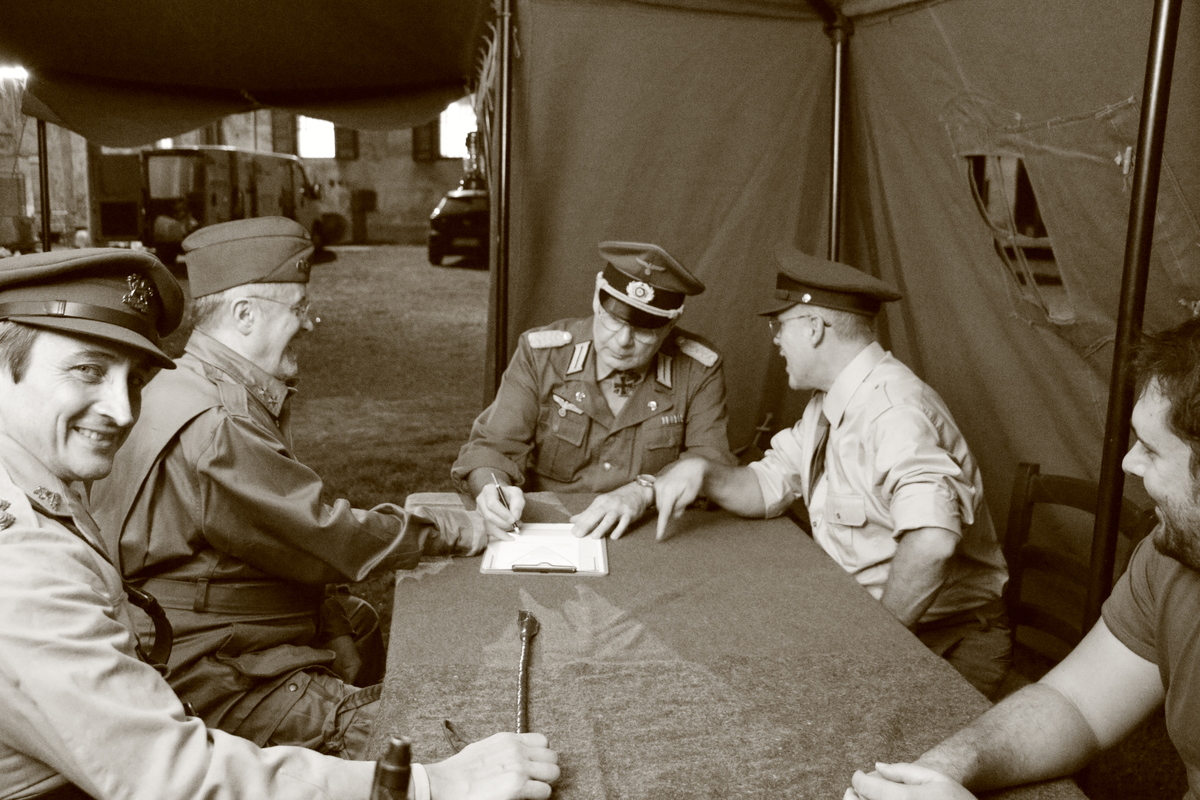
[826,492,867,528]
[535,406,590,482]
[640,421,684,474]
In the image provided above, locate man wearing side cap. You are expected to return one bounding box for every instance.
[90,218,496,758]
[452,241,736,540]
[0,248,559,799]
[654,246,1010,698]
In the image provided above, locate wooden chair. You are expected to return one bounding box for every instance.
[1003,462,1157,666]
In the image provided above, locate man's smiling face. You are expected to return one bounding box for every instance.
[0,329,152,483]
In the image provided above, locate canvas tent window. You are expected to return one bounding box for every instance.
[966,154,1071,323]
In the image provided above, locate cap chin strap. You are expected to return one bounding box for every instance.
[596,274,683,320]
[0,299,159,342]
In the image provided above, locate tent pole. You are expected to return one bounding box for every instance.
[36,118,52,252]
[1084,0,1182,630]
[827,20,849,262]
[491,0,515,394]
[805,1,852,262]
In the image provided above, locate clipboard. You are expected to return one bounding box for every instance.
[480,523,609,576]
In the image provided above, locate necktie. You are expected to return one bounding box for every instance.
[808,411,830,500]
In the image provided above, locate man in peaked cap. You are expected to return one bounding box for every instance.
[89,217,500,758]
[0,247,559,800]
[453,240,736,540]
[654,245,1011,699]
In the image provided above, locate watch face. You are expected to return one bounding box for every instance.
[636,474,655,487]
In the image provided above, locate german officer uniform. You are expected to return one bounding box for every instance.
[0,249,377,799]
[452,241,736,493]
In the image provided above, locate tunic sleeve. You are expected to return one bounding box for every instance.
[190,410,484,584]
[0,525,374,800]
[451,334,543,488]
[679,360,736,466]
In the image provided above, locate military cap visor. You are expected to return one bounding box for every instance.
[760,246,901,317]
[183,217,314,297]
[0,249,183,368]
[596,241,704,329]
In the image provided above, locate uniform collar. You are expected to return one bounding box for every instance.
[0,432,84,517]
[822,341,885,428]
[595,360,648,383]
[589,319,652,383]
[185,329,293,418]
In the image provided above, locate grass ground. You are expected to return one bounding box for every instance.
[286,244,490,639]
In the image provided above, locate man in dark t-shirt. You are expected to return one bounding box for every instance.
[844,317,1200,800]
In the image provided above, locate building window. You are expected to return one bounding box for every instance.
[440,96,477,159]
[967,154,1071,321]
[334,127,359,160]
[412,96,478,163]
[271,110,297,155]
[297,116,335,159]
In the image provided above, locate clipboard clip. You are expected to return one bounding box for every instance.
[512,563,577,574]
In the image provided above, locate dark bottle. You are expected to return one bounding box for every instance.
[370,736,411,800]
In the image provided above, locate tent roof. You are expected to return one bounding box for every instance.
[0,0,930,146]
[0,0,495,145]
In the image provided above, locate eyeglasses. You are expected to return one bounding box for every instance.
[248,295,316,323]
[596,306,661,344]
[767,313,828,338]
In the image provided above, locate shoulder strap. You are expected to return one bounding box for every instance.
[93,364,222,541]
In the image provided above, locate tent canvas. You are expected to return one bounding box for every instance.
[500,0,1200,535]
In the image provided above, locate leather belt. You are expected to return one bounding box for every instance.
[140,578,323,615]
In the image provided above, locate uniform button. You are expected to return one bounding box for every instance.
[288,683,299,692]
[603,462,612,470]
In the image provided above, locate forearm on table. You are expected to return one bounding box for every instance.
[915,682,1101,790]
[701,461,768,516]
[880,526,957,628]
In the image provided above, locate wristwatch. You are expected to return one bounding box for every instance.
[635,473,656,507]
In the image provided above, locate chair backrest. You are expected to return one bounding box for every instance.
[1003,462,1157,660]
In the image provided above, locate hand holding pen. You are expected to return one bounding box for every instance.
[485,474,523,538]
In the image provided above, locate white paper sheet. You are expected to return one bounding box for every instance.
[480,523,609,576]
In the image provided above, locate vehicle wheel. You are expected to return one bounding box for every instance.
[428,247,444,266]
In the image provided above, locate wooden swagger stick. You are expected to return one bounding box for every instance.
[516,610,540,733]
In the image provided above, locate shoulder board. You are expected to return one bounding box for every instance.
[866,381,898,422]
[527,330,573,349]
[676,336,719,368]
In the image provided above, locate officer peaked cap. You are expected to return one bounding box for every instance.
[0,248,183,368]
[760,245,901,317]
[183,217,314,297]
[597,241,704,330]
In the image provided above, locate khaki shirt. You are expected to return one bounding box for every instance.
[0,434,374,799]
[749,343,1008,623]
[452,316,735,492]
[88,331,486,718]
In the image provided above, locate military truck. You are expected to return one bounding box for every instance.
[88,145,346,264]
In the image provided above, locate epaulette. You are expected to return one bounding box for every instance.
[676,336,719,368]
[527,329,573,349]
[866,381,898,422]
